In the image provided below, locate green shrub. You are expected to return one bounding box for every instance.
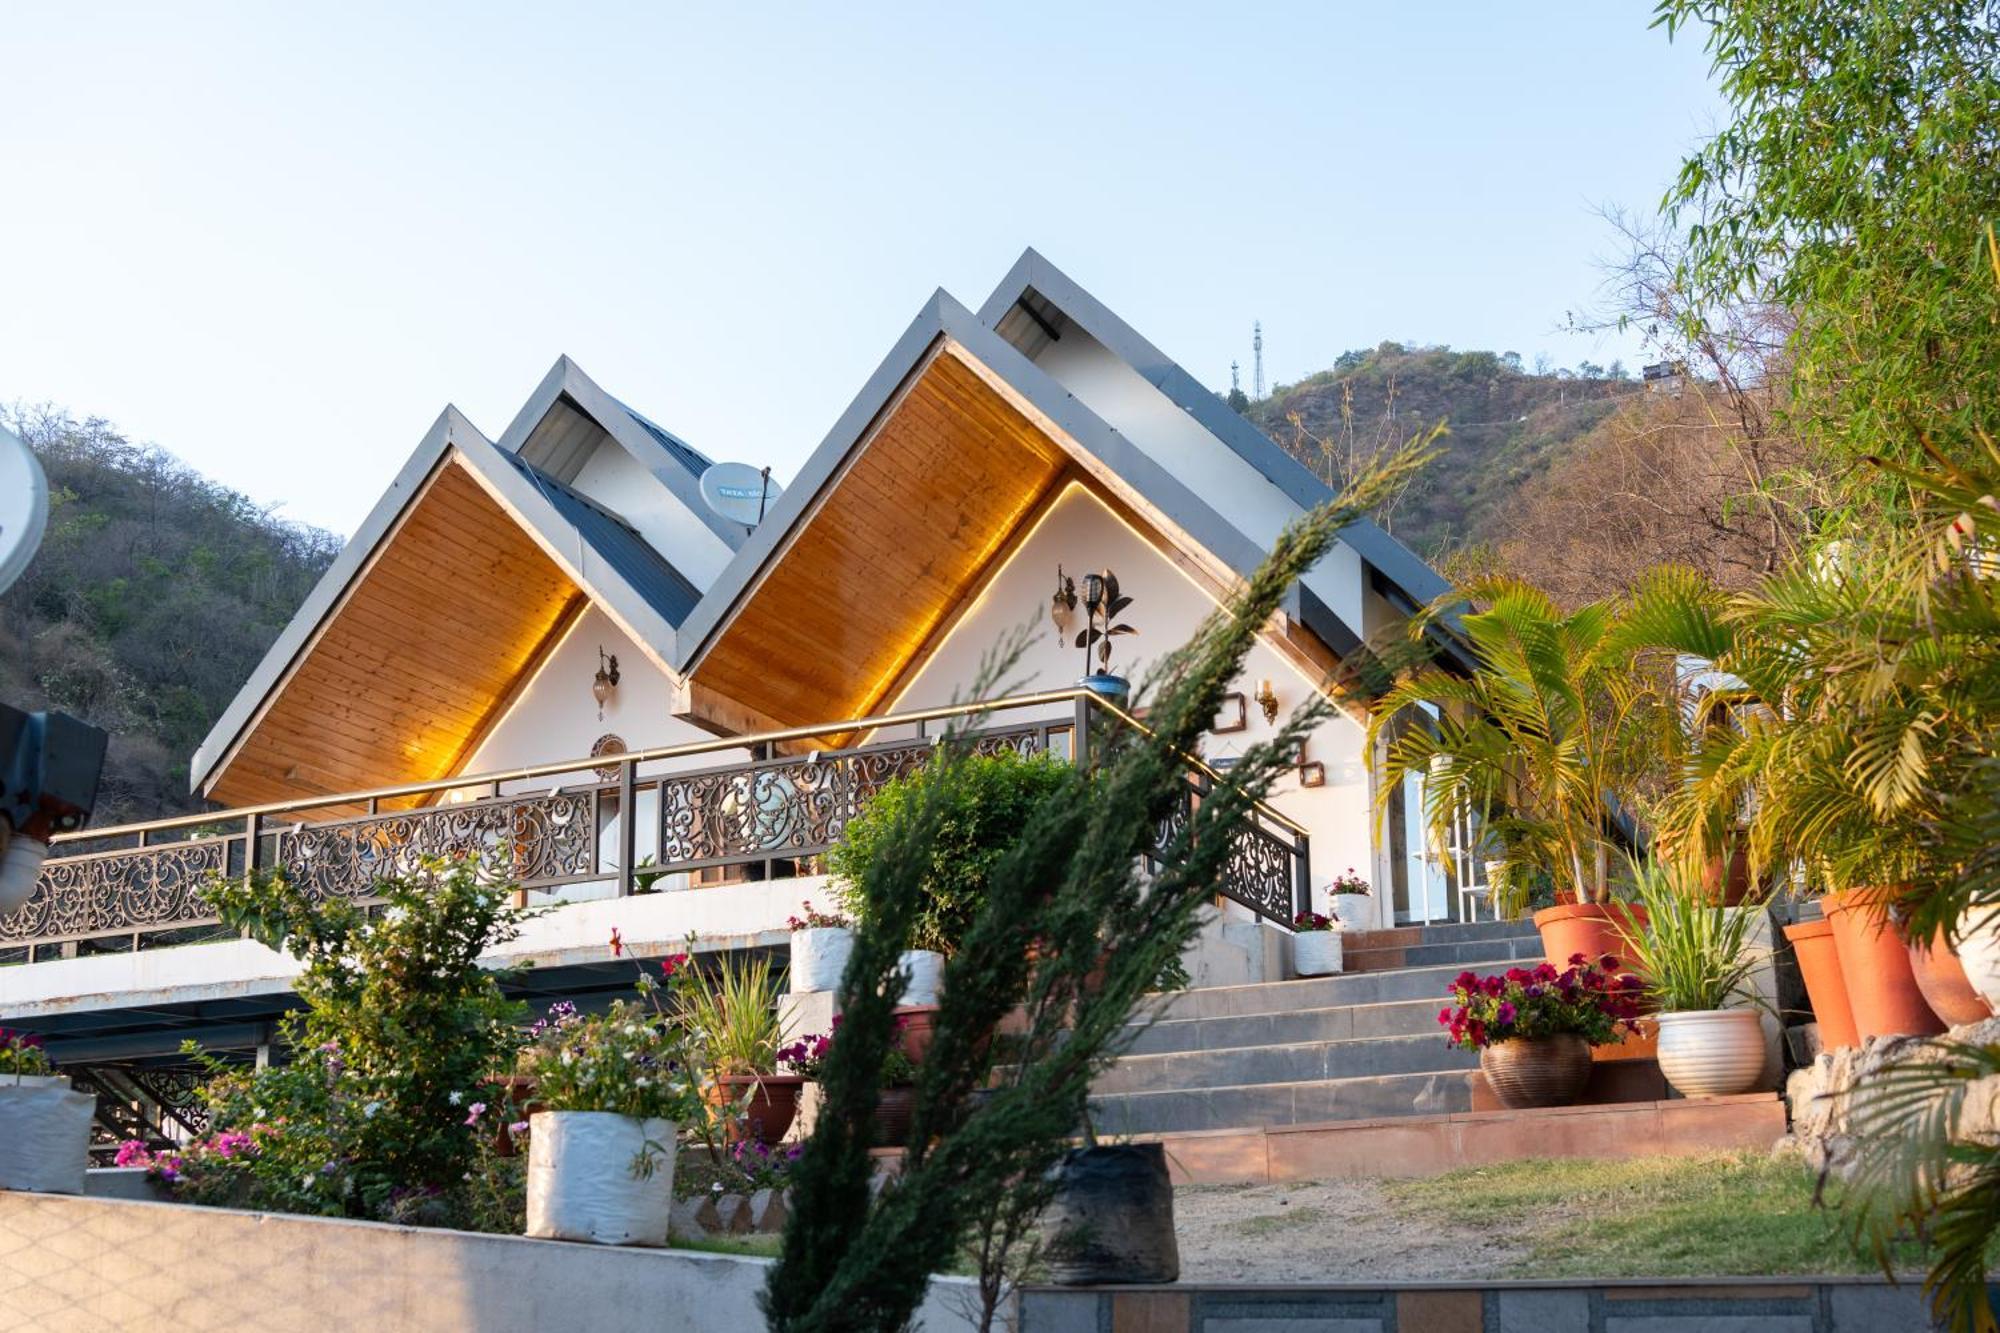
[186,856,529,1219]
[828,749,1076,956]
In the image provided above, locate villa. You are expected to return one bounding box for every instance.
[0,250,1781,1170]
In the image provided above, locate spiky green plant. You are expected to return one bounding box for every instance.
[676,948,787,1077]
[1614,855,1765,1013]
[760,442,1433,1333]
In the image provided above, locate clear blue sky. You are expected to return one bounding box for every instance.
[1,3,1721,536]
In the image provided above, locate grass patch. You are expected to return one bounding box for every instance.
[1235,1205,1327,1238]
[671,1233,782,1259]
[1382,1152,1926,1279]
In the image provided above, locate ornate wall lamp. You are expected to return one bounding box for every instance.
[1253,677,1280,724]
[592,647,621,720]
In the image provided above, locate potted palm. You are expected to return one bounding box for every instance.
[517,963,705,1246]
[0,1027,93,1195]
[1373,577,1656,966]
[1439,955,1642,1108]
[677,949,802,1145]
[1616,858,1770,1096]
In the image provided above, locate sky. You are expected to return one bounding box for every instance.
[1,4,1722,537]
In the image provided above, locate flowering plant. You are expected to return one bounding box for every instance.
[518,953,706,1124]
[0,1028,52,1077]
[1437,954,1642,1051]
[787,901,850,931]
[115,1127,269,1207]
[1325,868,1371,896]
[727,1137,805,1191]
[778,1014,916,1087]
[1292,909,1339,932]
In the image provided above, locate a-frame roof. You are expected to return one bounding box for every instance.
[187,397,707,801]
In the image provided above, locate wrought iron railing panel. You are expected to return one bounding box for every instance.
[0,837,234,947]
[10,697,1310,951]
[275,791,595,905]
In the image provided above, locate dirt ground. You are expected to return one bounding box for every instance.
[1170,1179,1529,1283]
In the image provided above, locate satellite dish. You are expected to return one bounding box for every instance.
[0,425,48,598]
[699,461,781,529]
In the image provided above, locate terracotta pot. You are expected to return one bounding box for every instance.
[708,1073,806,1145]
[1823,888,1944,1040]
[1533,902,1648,975]
[1906,927,1992,1028]
[1478,1034,1593,1109]
[872,1085,916,1148]
[1699,845,1759,906]
[1782,918,1859,1049]
[894,1005,941,1064]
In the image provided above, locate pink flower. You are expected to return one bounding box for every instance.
[463,1102,487,1126]
[508,1120,529,1135]
[114,1140,150,1169]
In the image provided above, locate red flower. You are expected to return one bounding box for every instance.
[609,927,624,957]
[660,952,689,979]
[1598,953,1621,972]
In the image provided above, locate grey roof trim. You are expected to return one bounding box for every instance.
[188,408,699,796]
[976,249,1454,615]
[670,290,1285,675]
[494,356,745,552]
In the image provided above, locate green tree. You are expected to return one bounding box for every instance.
[1657,0,2000,506]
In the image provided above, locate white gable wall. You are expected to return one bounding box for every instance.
[1024,327,1367,636]
[884,483,1379,924]
[567,439,734,588]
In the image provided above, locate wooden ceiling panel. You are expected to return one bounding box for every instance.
[206,459,582,807]
[692,349,1066,725]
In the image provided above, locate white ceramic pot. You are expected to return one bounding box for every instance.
[790,926,854,994]
[1654,1009,1767,1097]
[525,1111,677,1246]
[0,1076,94,1194]
[1294,930,1343,977]
[1331,894,1375,932]
[899,949,946,1006]
[1955,908,2000,1014]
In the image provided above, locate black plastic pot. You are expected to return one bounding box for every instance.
[1044,1142,1180,1285]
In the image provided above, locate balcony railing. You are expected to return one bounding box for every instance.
[1,691,1311,962]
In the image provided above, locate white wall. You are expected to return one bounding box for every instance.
[886,483,1378,923]
[1028,326,1367,637]
[568,438,734,588]
[0,1192,982,1333]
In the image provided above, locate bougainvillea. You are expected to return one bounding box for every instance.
[1437,953,1642,1051]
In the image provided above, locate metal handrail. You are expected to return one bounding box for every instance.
[51,686,1310,848]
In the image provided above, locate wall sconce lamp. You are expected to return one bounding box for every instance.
[592,648,621,719]
[1253,677,1280,724]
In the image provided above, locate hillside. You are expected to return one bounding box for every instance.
[1245,343,1639,555]
[0,407,339,824]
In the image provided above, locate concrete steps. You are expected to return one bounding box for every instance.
[1085,918,1548,1136]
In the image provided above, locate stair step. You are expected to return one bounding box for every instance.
[1094,1032,1474,1094]
[1340,934,1547,974]
[1089,1069,1472,1136]
[1123,995,1446,1056]
[1147,959,1522,1023]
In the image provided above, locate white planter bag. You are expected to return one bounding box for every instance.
[525,1111,676,1246]
[790,927,854,994]
[0,1076,95,1195]
[1655,1009,1767,1098]
[1294,930,1343,977]
[899,949,946,1006]
[1957,908,2000,1014]
[1332,894,1375,932]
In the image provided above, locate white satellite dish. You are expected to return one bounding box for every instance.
[699,461,781,529]
[0,424,49,598]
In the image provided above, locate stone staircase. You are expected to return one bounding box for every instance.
[1088,917,1545,1137]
